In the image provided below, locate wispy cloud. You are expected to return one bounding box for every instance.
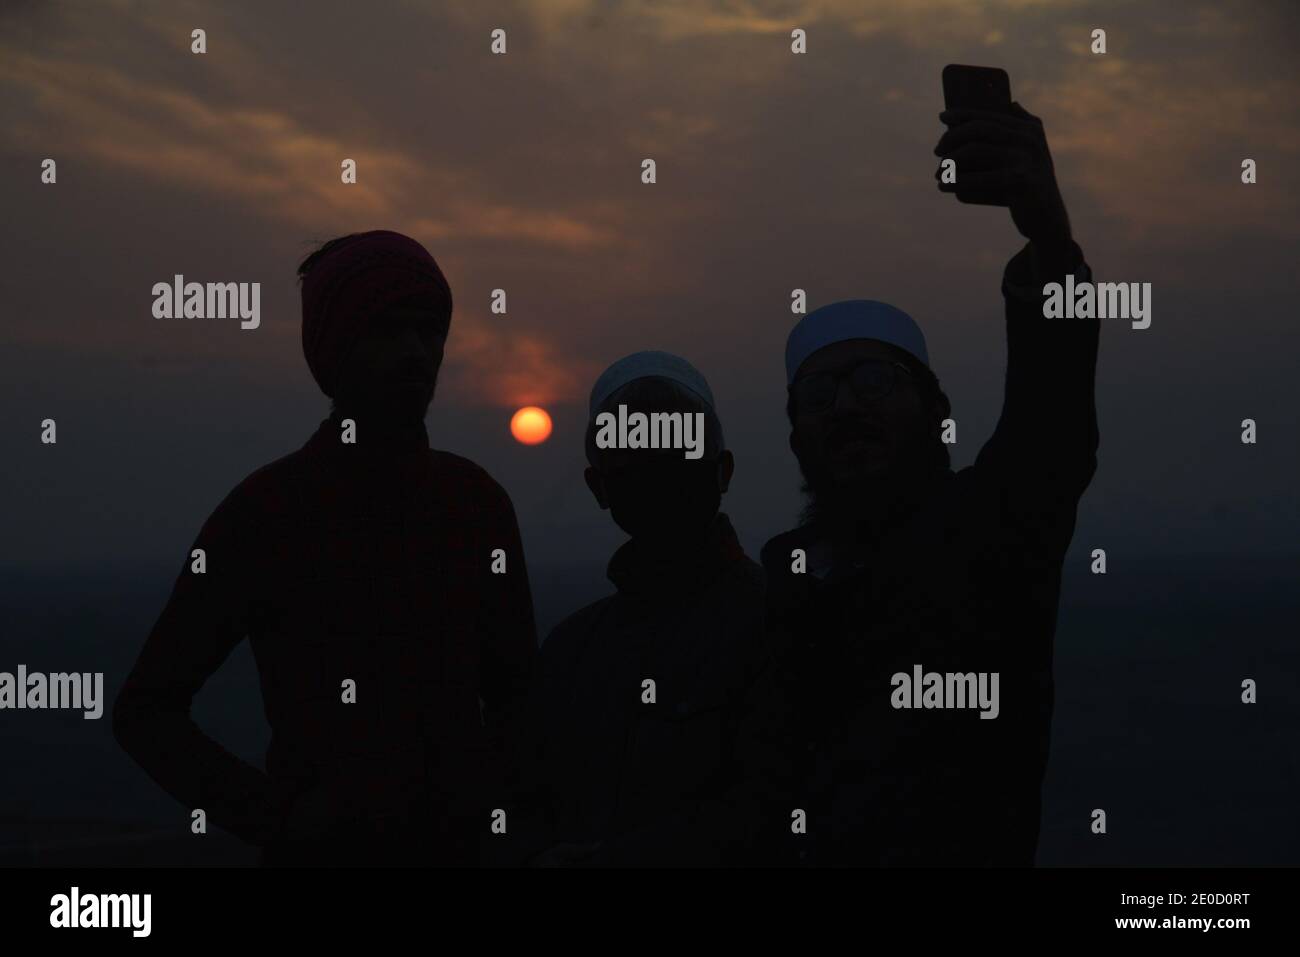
[1033,47,1300,237]
[3,0,1297,414]
[442,319,600,409]
[0,15,620,408]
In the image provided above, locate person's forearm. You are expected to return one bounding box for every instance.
[970,239,1100,550]
[1027,234,1082,280]
[114,521,291,847]
[114,683,293,845]
[999,238,1100,457]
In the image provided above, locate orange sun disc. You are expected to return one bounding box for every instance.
[510,406,552,445]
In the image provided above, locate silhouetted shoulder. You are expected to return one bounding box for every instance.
[541,597,616,651]
[538,596,618,670]
[759,526,815,577]
[427,448,520,511]
[737,552,766,583]
[187,449,307,526]
[723,554,767,606]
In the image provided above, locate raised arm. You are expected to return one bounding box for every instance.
[935,101,1100,553]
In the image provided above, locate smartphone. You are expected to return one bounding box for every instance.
[942,64,1011,113]
[941,65,1011,205]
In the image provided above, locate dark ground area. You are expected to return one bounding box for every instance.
[1,552,1296,866]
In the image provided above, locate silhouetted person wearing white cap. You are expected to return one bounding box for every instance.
[512,353,764,867]
[730,100,1099,865]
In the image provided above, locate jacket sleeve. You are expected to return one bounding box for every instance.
[971,240,1101,559]
[475,479,539,859]
[112,484,296,846]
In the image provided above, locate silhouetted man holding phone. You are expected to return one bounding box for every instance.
[738,79,1099,866]
[114,230,537,866]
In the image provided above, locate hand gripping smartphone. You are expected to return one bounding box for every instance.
[942,64,1011,113]
[941,64,1012,205]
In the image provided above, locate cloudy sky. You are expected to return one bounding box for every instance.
[2,0,1298,581]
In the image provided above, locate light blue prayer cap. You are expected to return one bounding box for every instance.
[785,300,930,385]
[589,350,717,419]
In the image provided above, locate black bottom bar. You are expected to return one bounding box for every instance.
[2,866,1283,943]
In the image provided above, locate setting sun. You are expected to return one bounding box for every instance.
[510,406,552,445]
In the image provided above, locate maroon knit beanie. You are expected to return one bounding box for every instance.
[300,230,452,398]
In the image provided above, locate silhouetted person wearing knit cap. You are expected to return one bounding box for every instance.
[513,353,764,867]
[114,230,537,866]
[729,99,1099,866]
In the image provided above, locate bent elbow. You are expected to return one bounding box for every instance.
[111,687,139,752]
[111,681,159,756]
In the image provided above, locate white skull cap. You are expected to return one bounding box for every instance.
[786,300,929,385]
[589,350,717,419]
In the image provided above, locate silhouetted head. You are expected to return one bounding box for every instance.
[328,297,446,420]
[298,230,452,421]
[583,355,733,550]
[785,301,950,525]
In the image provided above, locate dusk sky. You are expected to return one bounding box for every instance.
[3,0,1298,581]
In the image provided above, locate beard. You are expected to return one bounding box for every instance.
[796,431,949,536]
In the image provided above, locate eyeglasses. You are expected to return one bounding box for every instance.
[789,359,915,414]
